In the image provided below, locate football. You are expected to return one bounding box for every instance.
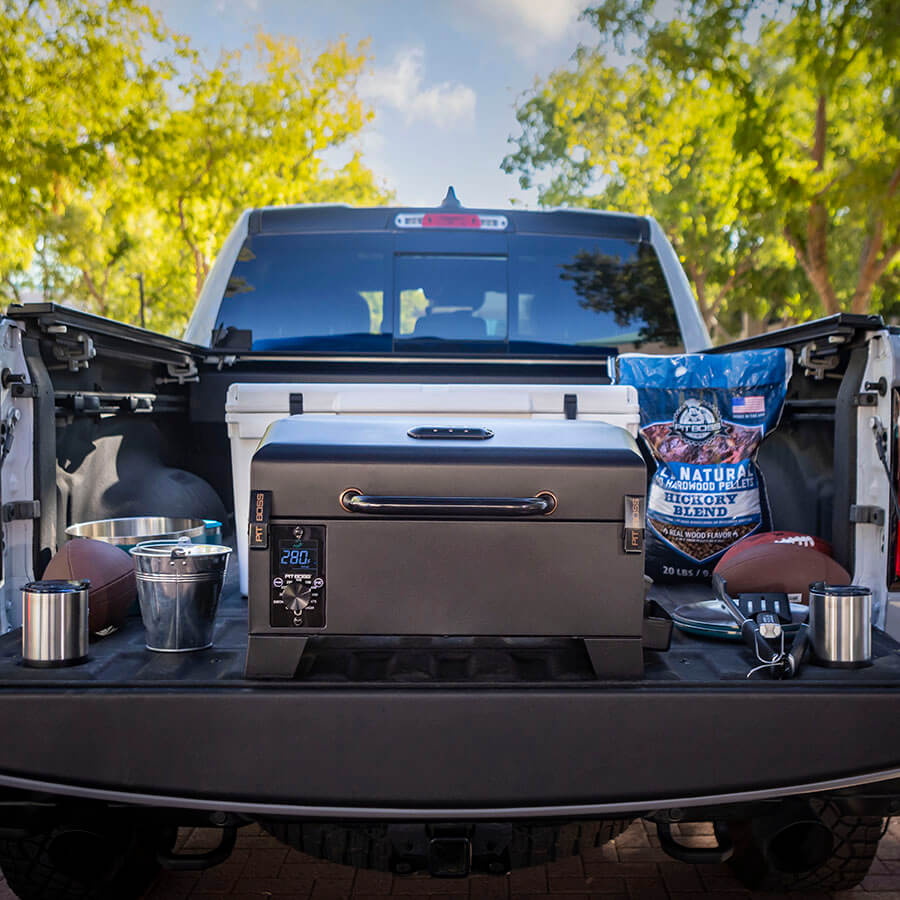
[718,530,833,569]
[713,539,849,603]
[43,538,136,633]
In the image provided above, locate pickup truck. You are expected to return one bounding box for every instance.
[0,194,898,899]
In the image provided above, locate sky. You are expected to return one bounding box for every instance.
[148,0,599,208]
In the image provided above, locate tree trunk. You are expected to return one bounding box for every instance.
[785,94,840,315]
[850,162,900,314]
[684,261,715,334]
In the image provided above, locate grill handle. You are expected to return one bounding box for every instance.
[339,490,556,517]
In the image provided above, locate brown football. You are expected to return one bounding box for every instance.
[713,541,850,604]
[43,538,135,633]
[717,530,833,568]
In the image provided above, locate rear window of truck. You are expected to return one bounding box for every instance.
[214,231,682,354]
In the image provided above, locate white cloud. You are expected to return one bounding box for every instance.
[452,0,585,54]
[483,0,583,40]
[360,48,476,129]
[211,0,258,12]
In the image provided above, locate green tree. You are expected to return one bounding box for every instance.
[503,0,900,334]
[0,0,179,303]
[1,2,391,335]
[143,33,387,324]
[504,55,805,339]
[513,0,899,330]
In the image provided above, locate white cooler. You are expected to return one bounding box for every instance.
[225,382,640,595]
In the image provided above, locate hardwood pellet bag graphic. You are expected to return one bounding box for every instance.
[616,350,792,583]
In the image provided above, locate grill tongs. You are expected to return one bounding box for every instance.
[712,573,809,679]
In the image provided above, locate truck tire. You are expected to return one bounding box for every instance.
[727,799,885,892]
[0,822,171,900]
[261,819,631,872]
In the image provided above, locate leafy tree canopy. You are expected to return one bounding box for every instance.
[504,0,899,338]
[1,0,391,333]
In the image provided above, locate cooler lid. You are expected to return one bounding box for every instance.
[252,415,645,521]
[225,382,638,416]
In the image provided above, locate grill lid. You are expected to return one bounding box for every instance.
[252,415,645,522]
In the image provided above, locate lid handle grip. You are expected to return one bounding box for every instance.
[407,426,494,440]
[339,489,556,517]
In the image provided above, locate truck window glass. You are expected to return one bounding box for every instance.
[214,233,392,352]
[213,230,681,354]
[395,255,507,347]
[511,236,683,352]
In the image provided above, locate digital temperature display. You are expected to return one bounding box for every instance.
[277,541,318,570]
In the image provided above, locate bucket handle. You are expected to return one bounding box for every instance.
[169,536,193,560]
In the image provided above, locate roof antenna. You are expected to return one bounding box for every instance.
[441,186,461,208]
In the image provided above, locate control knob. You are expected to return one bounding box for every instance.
[280,582,313,614]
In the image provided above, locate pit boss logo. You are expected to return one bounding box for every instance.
[248,489,271,549]
[672,400,721,442]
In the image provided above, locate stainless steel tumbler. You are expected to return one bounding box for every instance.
[21,580,90,667]
[808,582,872,668]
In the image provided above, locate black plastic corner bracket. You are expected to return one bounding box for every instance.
[850,505,886,526]
[583,638,643,679]
[245,635,308,679]
[657,822,733,864]
[158,826,236,871]
[2,501,40,522]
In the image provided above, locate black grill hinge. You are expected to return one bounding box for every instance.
[853,392,879,407]
[564,393,577,420]
[3,501,40,522]
[289,393,304,416]
[850,504,885,526]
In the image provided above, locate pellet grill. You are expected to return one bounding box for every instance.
[245,416,648,679]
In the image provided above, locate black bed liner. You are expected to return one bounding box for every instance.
[0,581,899,813]
[1,583,899,686]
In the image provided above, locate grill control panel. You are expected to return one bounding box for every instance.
[269,524,326,628]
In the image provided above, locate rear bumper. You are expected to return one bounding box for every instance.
[2,685,900,817]
[1,764,900,821]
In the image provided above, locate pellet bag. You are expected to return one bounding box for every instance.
[615,349,792,583]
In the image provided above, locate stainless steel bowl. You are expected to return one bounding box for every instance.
[65,517,206,549]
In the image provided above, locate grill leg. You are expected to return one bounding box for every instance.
[584,638,643,679]
[245,635,308,679]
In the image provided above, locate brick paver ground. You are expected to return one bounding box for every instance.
[0,818,897,899]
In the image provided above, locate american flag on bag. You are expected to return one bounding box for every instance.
[732,395,766,415]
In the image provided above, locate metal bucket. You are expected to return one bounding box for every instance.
[131,540,231,652]
[67,517,207,550]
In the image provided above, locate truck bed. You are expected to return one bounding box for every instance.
[1,567,900,817]
[2,580,900,686]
